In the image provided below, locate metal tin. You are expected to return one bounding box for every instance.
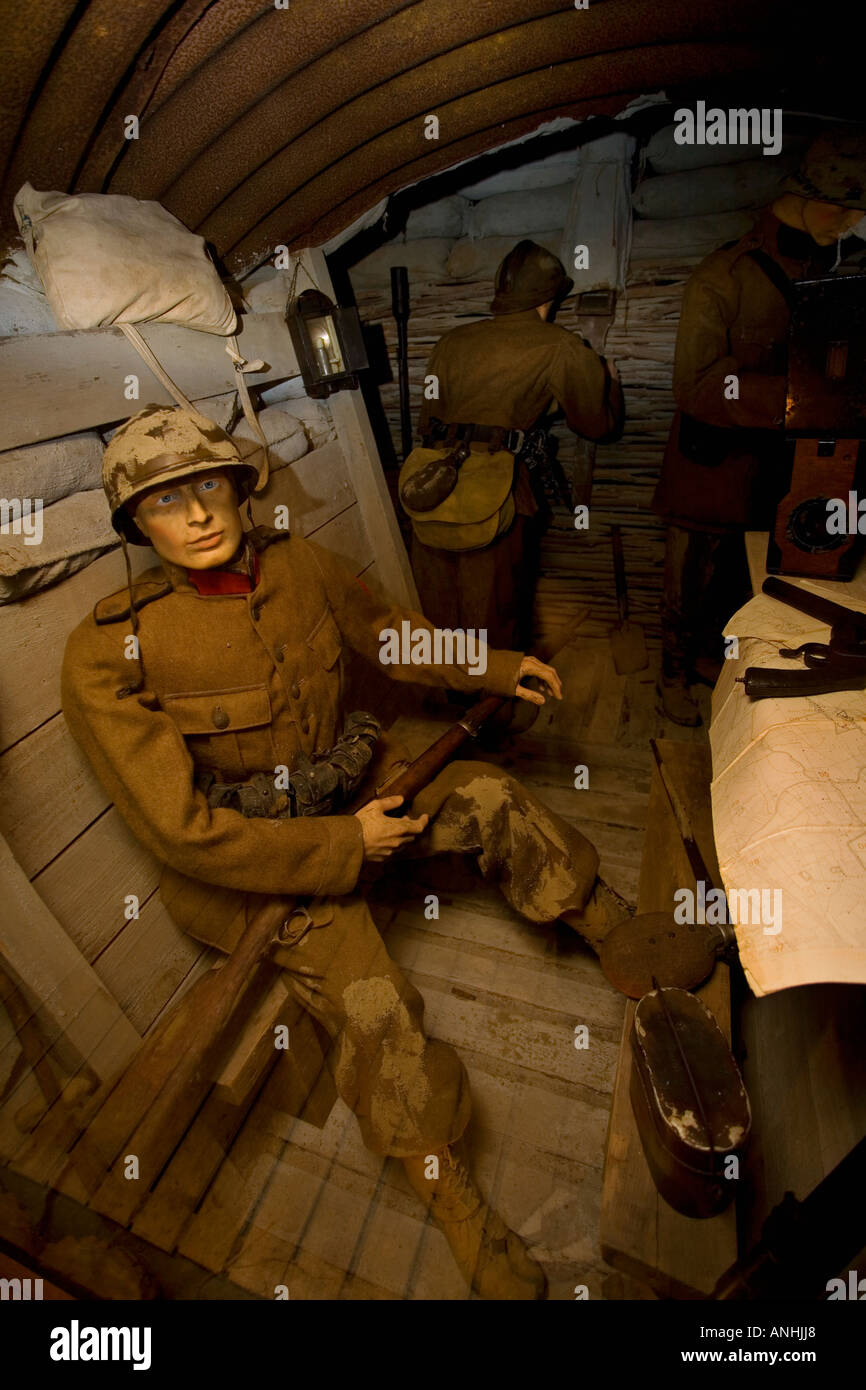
[629,987,751,1219]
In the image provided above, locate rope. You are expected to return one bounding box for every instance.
[118,322,198,413]
[226,334,270,493]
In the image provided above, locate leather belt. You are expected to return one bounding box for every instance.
[421,418,525,455]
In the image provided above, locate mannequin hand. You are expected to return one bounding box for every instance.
[354,796,429,861]
[514,656,563,705]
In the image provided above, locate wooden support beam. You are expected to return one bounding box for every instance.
[0,831,140,1086]
[305,249,418,609]
[0,311,299,451]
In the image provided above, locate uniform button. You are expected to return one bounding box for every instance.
[212,705,230,729]
[290,682,300,699]
[274,646,284,663]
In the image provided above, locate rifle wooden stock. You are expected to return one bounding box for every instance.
[57,896,290,1209]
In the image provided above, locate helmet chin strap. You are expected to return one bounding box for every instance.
[116,534,146,698]
[122,534,139,637]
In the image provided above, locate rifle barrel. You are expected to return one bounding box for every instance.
[762,576,863,631]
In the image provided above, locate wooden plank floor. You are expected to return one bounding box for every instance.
[169,633,709,1300]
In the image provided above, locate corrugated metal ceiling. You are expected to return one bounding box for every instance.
[0,0,851,272]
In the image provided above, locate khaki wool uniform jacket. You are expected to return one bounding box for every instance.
[62,529,525,916]
[418,307,622,449]
[653,209,828,531]
[410,308,622,647]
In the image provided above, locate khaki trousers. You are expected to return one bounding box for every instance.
[162,759,598,1157]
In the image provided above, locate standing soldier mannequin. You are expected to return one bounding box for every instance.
[62,405,636,1301]
[653,128,866,726]
[401,240,623,652]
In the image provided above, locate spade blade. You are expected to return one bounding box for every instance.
[611,619,648,674]
[599,911,724,999]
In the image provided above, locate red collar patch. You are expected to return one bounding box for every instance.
[187,550,260,595]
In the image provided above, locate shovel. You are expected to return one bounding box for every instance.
[599,740,739,998]
[609,524,648,674]
[599,911,738,999]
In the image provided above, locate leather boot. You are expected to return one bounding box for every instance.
[658,672,701,726]
[560,875,634,952]
[403,1143,547,1300]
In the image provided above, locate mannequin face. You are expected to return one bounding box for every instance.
[131,470,244,570]
[772,193,863,246]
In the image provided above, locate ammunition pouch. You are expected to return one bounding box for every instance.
[197,711,382,819]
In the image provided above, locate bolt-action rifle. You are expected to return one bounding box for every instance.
[44,671,550,1213]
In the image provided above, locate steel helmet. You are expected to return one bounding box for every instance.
[781,127,866,210]
[102,405,261,545]
[490,239,573,315]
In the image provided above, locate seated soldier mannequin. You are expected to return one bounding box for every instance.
[62,405,636,1300]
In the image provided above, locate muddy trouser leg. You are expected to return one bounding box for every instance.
[271,895,470,1159]
[399,759,600,924]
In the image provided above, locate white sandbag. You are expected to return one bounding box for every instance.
[242,269,292,314]
[277,398,335,451]
[259,377,312,405]
[0,490,117,603]
[0,431,103,507]
[405,197,468,239]
[233,404,309,471]
[632,154,800,219]
[348,238,454,288]
[646,123,808,174]
[0,246,58,335]
[244,391,334,450]
[446,234,563,282]
[467,184,572,239]
[13,183,236,334]
[630,210,755,260]
[560,133,636,293]
[455,149,582,200]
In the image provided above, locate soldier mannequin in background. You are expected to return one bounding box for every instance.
[402,240,624,652]
[62,406,637,1301]
[653,128,866,726]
